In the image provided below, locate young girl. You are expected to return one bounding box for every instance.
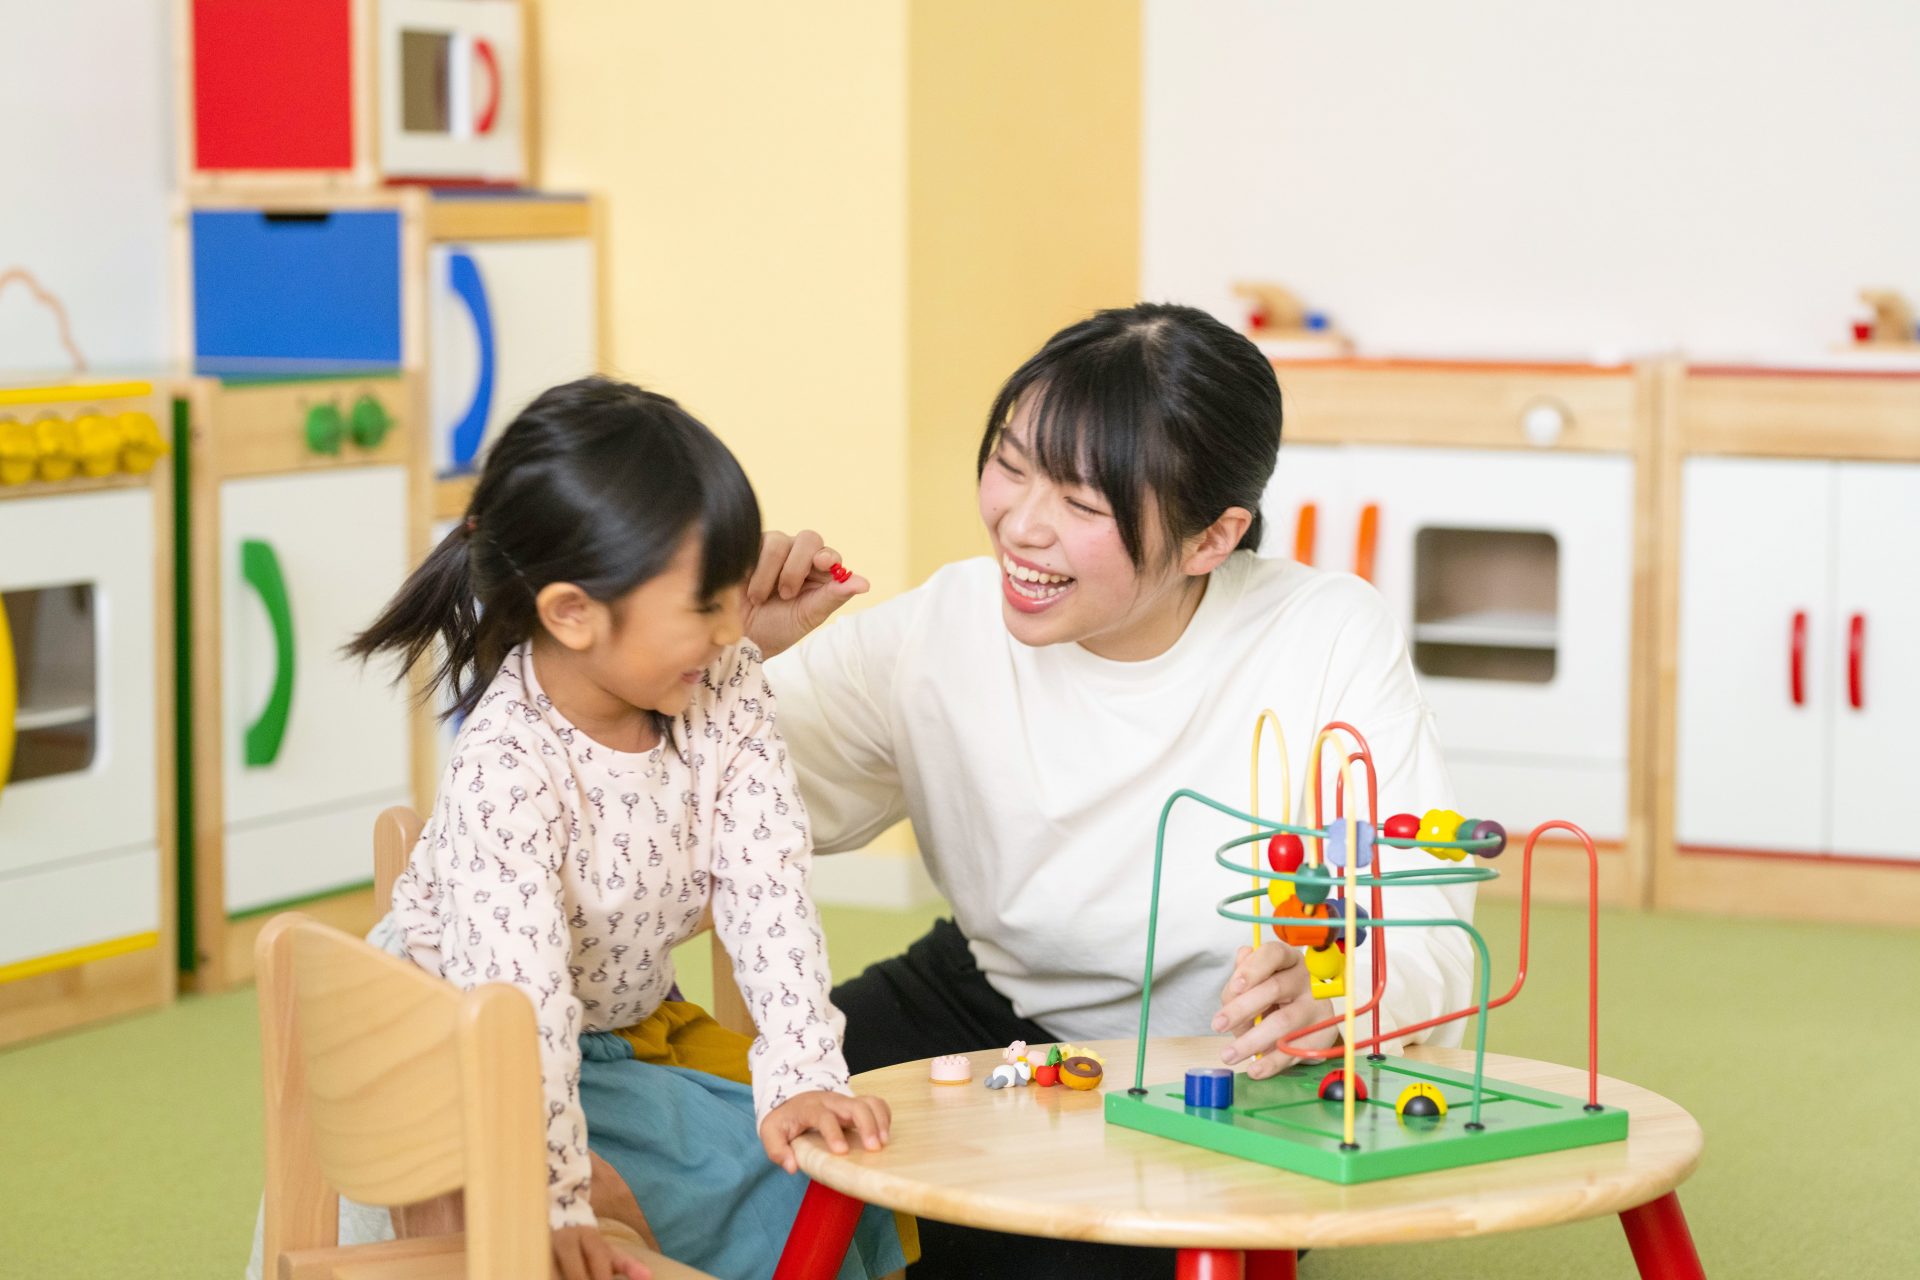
[744,304,1476,1278]
[347,378,908,1280]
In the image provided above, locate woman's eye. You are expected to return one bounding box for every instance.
[1067,497,1106,517]
[996,455,1024,477]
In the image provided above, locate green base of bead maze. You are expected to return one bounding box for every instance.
[1105,1054,1626,1184]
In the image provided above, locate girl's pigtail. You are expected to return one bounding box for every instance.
[344,520,485,721]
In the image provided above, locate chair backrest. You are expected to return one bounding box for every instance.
[371,805,755,1037]
[256,914,548,1280]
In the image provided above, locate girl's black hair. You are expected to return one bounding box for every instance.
[976,302,1283,568]
[347,376,762,720]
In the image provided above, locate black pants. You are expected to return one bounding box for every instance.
[831,918,1178,1280]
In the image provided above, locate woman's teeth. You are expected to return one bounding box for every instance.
[1002,555,1074,598]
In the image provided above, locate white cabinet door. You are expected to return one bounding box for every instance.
[430,238,598,476]
[1676,458,1833,852]
[1357,447,1635,762]
[1260,442,1355,569]
[1829,462,1920,859]
[220,467,411,854]
[0,489,160,962]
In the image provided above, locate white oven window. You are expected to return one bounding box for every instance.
[3,583,99,783]
[1410,528,1560,685]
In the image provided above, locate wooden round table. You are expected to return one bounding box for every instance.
[769,1038,1706,1279]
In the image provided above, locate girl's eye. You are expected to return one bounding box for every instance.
[1067,497,1107,517]
[996,455,1024,477]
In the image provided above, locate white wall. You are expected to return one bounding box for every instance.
[1144,0,1920,361]
[0,3,175,376]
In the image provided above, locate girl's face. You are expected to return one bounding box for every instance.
[601,531,745,719]
[977,408,1202,661]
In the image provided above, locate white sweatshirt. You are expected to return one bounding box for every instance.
[393,643,849,1231]
[766,551,1476,1051]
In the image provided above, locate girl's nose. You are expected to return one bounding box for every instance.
[1002,490,1056,548]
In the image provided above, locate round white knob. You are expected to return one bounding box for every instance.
[1521,400,1568,447]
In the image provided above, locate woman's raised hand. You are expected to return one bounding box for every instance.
[742,530,869,659]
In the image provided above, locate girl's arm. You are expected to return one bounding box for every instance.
[408,746,597,1233]
[707,646,857,1122]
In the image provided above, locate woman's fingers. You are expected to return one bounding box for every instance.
[748,532,797,605]
[1214,943,1304,1024]
[777,531,827,599]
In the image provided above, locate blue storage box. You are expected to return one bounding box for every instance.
[191,210,404,369]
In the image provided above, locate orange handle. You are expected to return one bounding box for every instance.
[1354,503,1379,583]
[1293,503,1317,566]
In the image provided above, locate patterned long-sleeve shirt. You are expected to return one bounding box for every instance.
[393,642,849,1231]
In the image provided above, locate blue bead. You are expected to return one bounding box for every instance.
[1324,818,1375,871]
[1328,897,1370,946]
[1185,1067,1234,1109]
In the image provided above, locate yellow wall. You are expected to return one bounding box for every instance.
[537,3,913,590]
[537,6,1138,858]
[905,1,1143,581]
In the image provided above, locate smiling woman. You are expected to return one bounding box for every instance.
[752,304,1478,1278]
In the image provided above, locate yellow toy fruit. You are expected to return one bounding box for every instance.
[0,419,35,486]
[117,412,166,474]
[33,417,79,482]
[74,414,125,477]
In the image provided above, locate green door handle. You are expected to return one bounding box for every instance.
[240,539,296,767]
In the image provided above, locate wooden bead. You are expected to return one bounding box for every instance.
[1383,813,1421,840]
[1323,817,1375,870]
[1329,897,1370,947]
[1295,863,1334,905]
[1268,895,1333,948]
[1469,819,1508,858]
[1304,943,1344,982]
[1266,833,1305,873]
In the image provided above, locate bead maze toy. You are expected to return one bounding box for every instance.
[1104,714,1623,1184]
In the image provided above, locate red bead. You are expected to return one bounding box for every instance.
[829,562,851,583]
[1384,813,1421,840]
[1266,833,1305,874]
[1852,321,1874,342]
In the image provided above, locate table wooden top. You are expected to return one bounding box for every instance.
[793,1039,1703,1250]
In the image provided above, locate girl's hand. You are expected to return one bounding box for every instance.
[549,1223,651,1280]
[742,530,869,660]
[1212,943,1339,1079]
[760,1090,893,1174]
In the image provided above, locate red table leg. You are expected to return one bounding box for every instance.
[1247,1249,1300,1280]
[771,1182,866,1280]
[1619,1191,1706,1279]
[1176,1249,1246,1280]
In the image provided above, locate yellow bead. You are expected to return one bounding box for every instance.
[1419,808,1468,860]
[1305,944,1344,982]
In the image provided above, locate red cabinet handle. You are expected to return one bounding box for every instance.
[1294,502,1317,566]
[473,38,501,135]
[1848,613,1865,710]
[1790,610,1807,706]
[1355,503,1379,583]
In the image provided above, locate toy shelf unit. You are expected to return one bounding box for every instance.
[176,370,423,990]
[0,379,176,1048]
[1656,368,1920,925]
[1106,715,1622,1184]
[1259,360,1654,904]
[183,0,530,189]
[184,187,602,482]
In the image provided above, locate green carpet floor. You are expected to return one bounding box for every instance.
[1,899,1912,1277]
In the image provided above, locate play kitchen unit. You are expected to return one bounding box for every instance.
[1260,361,1657,906]
[0,379,176,1045]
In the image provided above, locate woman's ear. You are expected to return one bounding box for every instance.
[1181,507,1253,576]
[535,582,604,652]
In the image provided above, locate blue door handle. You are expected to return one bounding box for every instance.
[447,250,496,471]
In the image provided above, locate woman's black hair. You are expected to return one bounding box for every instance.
[976,302,1283,569]
[347,376,762,720]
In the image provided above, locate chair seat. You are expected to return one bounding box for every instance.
[277,1225,722,1280]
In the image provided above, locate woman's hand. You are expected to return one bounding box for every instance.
[1212,943,1339,1079]
[549,1223,651,1280]
[741,530,870,660]
[759,1090,893,1174]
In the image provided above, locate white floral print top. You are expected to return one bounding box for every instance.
[393,642,849,1230]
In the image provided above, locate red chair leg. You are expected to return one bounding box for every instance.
[772,1181,866,1280]
[1247,1249,1300,1280]
[1619,1191,1706,1279]
[1176,1249,1246,1280]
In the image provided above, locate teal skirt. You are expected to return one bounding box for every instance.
[578,1031,909,1280]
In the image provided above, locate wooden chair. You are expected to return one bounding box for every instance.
[256,912,719,1279]
[371,806,754,1036]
